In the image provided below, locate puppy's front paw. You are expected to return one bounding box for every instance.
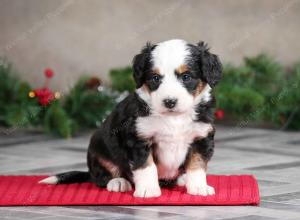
[133,185,161,198]
[177,174,186,186]
[186,184,215,196]
[132,161,161,198]
[107,178,132,192]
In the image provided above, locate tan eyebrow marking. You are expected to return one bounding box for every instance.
[153,68,161,75]
[176,64,189,74]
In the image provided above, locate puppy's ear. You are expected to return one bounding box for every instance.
[132,42,155,88]
[196,42,222,87]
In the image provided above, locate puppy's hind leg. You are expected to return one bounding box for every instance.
[88,153,113,188]
[88,153,132,192]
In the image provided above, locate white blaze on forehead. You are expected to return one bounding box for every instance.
[152,39,190,74]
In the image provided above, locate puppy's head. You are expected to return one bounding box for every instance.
[133,39,222,115]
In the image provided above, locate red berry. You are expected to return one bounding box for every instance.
[35,88,55,106]
[44,68,54,78]
[38,96,50,106]
[215,109,224,120]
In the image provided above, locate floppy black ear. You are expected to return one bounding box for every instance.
[197,42,222,87]
[132,42,155,88]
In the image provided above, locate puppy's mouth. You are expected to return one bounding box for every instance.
[161,109,184,116]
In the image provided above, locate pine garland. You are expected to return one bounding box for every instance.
[44,101,74,138]
[109,66,135,92]
[0,59,117,137]
[216,54,300,129]
[0,59,39,127]
[0,54,300,138]
[64,76,117,128]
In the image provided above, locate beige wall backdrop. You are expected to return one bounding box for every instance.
[0,0,300,92]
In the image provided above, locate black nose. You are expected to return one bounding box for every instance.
[163,98,177,109]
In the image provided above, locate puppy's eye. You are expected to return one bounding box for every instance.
[182,73,191,82]
[152,74,161,83]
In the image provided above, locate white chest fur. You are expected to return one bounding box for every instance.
[136,113,212,179]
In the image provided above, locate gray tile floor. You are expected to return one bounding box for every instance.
[0,125,300,219]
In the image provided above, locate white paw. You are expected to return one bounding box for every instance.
[107,178,132,192]
[186,184,215,196]
[133,185,161,198]
[177,174,186,186]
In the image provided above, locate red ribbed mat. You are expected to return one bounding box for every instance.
[0,175,260,206]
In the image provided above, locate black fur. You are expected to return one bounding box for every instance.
[190,130,215,162]
[175,71,200,94]
[145,74,163,91]
[195,96,216,123]
[187,42,222,88]
[87,93,151,186]
[55,171,90,184]
[132,42,156,89]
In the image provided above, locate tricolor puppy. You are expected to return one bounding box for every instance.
[40,39,222,198]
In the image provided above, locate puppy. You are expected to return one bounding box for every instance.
[40,39,222,198]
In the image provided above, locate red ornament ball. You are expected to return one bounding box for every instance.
[215,109,225,120]
[44,68,54,78]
